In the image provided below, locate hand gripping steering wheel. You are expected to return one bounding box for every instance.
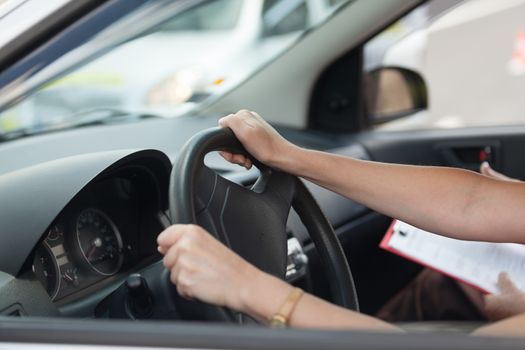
[169,127,359,322]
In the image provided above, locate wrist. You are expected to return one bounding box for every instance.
[270,143,307,174]
[237,270,292,322]
[236,268,271,314]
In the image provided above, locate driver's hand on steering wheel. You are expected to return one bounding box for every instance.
[218,110,297,171]
[157,224,267,312]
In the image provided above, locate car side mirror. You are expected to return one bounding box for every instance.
[364,67,428,124]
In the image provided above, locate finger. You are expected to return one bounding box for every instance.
[163,244,182,270]
[163,228,211,269]
[486,166,505,179]
[219,151,233,162]
[480,162,514,181]
[176,284,193,300]
[218,143,252,169]
[218,114,234,127]
[170,258,196,301]
[218,113,244,131]
[480,161,490,175]
[219,110,257,136]
[170,263,188,300]
[157,225,183,248]
[157,245,167,255]
[497,272,520,294]
[230,153,249,166]
[480,161,501,178]
[237,109,253,118]
[169,259,180,285]
[175,279,194,300]
[157,224,197,249]
[220,151,250,166]
[250,110,261,117]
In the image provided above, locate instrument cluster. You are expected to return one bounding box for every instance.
[33,209,127,301]
[31,175,164,302]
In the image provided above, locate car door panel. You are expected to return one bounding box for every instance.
[324,125,525,315]
[357,125,525,178]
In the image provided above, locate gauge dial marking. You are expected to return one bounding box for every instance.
[76,208,124,276]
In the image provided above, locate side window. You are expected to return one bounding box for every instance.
[262,0,308,37]
[363,0,525,131]
[157,0,243,32]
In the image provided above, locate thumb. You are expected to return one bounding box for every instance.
[219,113,249,142]
[497,272,520,294]
[480,161,491,176]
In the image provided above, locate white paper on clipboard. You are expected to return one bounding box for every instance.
[380,220,525,294]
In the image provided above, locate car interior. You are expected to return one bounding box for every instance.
[0,0,524,349]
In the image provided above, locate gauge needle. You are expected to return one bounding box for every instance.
[87,245,97,260]
[87,237,103,261]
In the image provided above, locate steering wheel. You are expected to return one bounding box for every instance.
[168,127,359,322]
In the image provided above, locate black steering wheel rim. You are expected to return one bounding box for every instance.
[168,127,359,321]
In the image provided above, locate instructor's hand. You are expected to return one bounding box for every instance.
[218,110,296,170]
[480,162,520,182]
[483,272,525,321]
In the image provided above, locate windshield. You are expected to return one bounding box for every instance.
[0,0,349,137]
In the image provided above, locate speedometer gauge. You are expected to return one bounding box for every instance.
[76,208,124,276]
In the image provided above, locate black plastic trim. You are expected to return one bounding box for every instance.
[308,46,365,133]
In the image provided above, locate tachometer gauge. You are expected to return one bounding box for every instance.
[76,208,124,276]
[32,243,60,300]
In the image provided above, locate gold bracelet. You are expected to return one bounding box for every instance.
[268,287,304,328]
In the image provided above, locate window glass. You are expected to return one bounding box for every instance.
[363,0,525,131]
[158,0,243,31]
[0,0,348,135]
[262,0,308,37]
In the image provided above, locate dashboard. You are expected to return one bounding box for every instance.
[0,142,369,319]
[0,150,172,318]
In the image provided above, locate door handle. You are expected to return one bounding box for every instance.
[435,141,501,171]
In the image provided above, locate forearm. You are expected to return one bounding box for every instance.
[471,313,525,337]
[276,147,525,243]
[240,271,400,331]
[220,111,525,242]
